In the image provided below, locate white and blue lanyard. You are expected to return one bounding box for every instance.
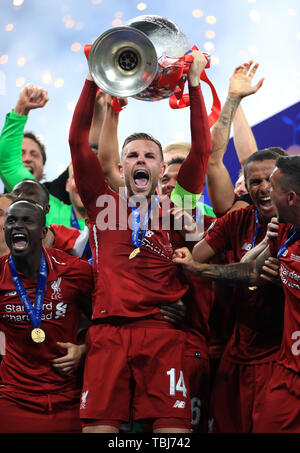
[9,252,48,329]
[131,195,160,250]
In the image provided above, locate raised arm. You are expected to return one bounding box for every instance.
[0,84,48,191]
[68,74,107,210]
[171,50,211,209]
[96,93,127,192]
[206,61,264,216]
[88,89,108,152]
[233,104,257,169]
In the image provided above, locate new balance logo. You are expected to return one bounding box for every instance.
[173,400,186,408]
[4,290,17,296]
[208,417,215,433]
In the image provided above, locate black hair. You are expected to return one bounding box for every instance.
[23,131,47,165]
[8,198,46,226]
[168,156,185,166]
[275,155,300,194]
[121,132,163,161]
[244,148,282,182]
[13,179,50,206]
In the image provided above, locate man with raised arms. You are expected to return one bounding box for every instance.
[173,149,285,433]
[69,50,213,433]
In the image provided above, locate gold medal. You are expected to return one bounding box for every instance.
[31,327,46,343]
[129,247,140,260]
[248,286,258,291]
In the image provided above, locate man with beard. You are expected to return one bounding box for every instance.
[242,155,300,433]
[69,49,212,433]
[173,149,285,433]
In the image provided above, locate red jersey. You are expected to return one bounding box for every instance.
[269,223,300,373]
[204,205,284,363]
[86,187,189,319]
[0,248,93,393]
[69,79,212,321]
[179,216,216,358]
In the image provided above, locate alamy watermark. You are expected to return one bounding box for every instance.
[0,330,6,355]
[93,190,205,241]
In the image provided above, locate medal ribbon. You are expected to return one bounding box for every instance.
[167,45,221,128]
[9,252,48,329]
[71,207,81,230]
[251,209,260,249]
[131,195,159,250]
[277,226,300,259]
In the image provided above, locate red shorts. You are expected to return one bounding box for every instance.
[254,364,300,433]
[0,385,81,433]
[184,352,210,433]
[80,321,190,430]
[209,358,276,433]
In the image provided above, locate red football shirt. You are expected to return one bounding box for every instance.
[86,187,189,319]
[69,79,212,321]
[269,223,300,373]
[0,247,93,393]
[204,205,284,363]
[179,216,216,358]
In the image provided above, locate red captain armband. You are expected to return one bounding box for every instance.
[84,44,125,114]
[168,45,221,128]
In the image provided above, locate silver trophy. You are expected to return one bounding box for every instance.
[88,15,195,102]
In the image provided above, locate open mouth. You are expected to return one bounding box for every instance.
[24,165,34,174]
[259,196,273,209]
[133,169,149,188]
[11,233,28,250]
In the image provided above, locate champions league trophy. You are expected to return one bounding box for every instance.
[85,15,220,125]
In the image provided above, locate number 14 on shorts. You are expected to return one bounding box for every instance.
[167,368,187,399]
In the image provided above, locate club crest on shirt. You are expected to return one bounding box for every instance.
[51,277,62,300]
[80,390,88,410]
[282,249,289,258]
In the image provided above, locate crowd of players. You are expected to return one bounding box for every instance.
[0,49,299,434]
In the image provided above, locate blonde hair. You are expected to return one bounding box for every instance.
[0,193,17,202]
[163,142,191,156]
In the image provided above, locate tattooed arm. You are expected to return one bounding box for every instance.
[232,104,258,169]
[173,245,270,287]
[206,61,264,216]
